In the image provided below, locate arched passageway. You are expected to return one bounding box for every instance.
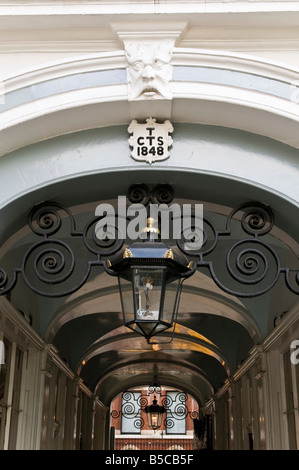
[0,28,298,449]
[0,160,298,449]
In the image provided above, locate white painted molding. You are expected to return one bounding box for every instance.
[0,51,127,93]
[173,48,299,83]
[2,48,299,94]
[0,2,299,18]
[111,21,187,44]
[1,80,299,159]
[1,49,299,156]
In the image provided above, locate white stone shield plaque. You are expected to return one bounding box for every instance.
[128,117,173,164]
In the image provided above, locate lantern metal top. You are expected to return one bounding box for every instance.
[108,218,193,277]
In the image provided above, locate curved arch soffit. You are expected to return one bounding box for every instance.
[75,326,230,375]
[0,171,297,353]
[94,357,216,407]
[0,166,297,367]
[45,270,261,346]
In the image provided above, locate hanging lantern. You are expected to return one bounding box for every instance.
[144,396,165,431]
[108,218,192,341]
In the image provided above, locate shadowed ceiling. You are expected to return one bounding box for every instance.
[1,168,298,408]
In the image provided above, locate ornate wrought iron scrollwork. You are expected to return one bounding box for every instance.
[0,184,298,299]
[111,391,146,430]
[177,201,299,297]
[110,386,199,431]
[0,201,124,297]
[127,183,174,206]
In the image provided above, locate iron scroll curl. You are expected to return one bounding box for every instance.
[110,387,199,431]
[0,186,298,299]
[176,201,299,297]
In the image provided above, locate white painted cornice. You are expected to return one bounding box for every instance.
[1,31,299,57]
[1,1,299,17]
[1,3,299,32]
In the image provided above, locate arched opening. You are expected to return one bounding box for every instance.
[0,39,298,449]
[0,158,297,449]
[109,385,203,451]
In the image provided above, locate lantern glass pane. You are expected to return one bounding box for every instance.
[118,276,135,325]
[118,264,182,339]
[147,410,163,430]
[133,268,163,323]
[162,274,181,324]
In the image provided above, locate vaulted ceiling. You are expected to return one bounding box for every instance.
[1,166,297,408]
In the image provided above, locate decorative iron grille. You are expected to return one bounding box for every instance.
[0,184,298,299]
